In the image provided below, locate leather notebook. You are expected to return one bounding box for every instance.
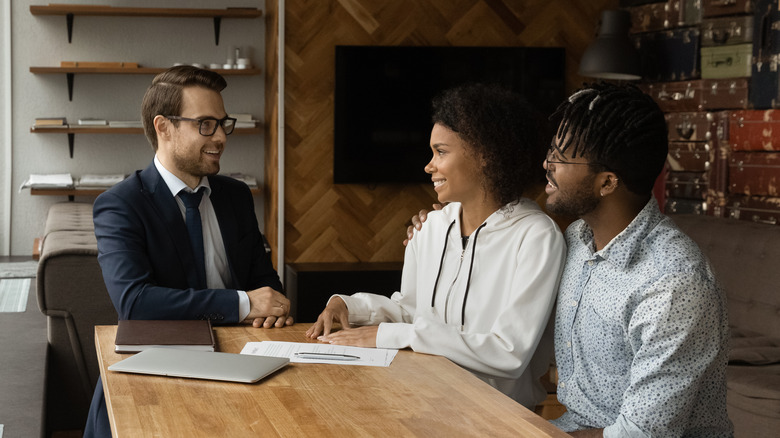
[114,319,216,353]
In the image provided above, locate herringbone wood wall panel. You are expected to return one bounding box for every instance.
[265,0,618,264]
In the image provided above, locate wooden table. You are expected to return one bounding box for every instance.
[96,324,569,437]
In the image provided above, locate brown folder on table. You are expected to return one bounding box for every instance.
[114,320,216,353]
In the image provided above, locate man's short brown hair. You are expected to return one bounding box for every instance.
[141,65,227,150]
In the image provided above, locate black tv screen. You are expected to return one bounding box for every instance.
[333,45,566,184]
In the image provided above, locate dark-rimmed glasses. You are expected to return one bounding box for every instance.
[546,146,593,166]
[165,115,237,136]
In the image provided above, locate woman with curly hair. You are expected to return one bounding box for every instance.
[306,83,566,409]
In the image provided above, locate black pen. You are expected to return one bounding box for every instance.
[294,352,360,361]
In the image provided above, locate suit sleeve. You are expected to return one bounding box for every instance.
[231,183,283,293]
[94,190,242,323]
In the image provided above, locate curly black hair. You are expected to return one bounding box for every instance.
[550,82,668,195]
[431,83,548,206]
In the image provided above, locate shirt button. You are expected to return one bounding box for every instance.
[559,382,565,388]
[566,341,571,348]
[569,300,578,307]
[587,260,594,266]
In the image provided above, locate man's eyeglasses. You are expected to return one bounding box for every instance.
[546,147,593,166]
[165,115,237,136]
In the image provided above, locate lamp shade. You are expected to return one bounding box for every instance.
[579,10,641,80]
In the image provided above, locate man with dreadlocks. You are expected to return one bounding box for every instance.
[408,82,732,437]
[542,82,732,437]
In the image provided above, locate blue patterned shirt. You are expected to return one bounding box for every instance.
[552,199,733,437]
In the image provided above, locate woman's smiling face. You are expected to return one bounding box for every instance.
[425,123,485,206]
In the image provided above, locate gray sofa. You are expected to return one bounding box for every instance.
[672,214,780,437]
[36,202,116,431]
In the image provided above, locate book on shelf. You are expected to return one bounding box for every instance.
[108,120,143,128]
[77,118,108,126]
[230,113,254,122]
[114,319,216,353]
[33,117,67,128]
[20,173,74,191]
[60,61,140,69]
[230,113,257,129]
[235,121,257,129]
[76,174,125,188]
[226,173,257,187]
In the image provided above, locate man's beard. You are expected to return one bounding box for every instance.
[172,143,220,178]
[546,172,600,218]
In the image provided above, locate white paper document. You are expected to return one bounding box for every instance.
[240,341,398,367]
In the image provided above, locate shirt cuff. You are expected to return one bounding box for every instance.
[237,290,249,321]
[376,322,413,349]
[604,414,651,438]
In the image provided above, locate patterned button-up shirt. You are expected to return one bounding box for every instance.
[552,199,733,437]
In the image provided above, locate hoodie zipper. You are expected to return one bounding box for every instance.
[431,220,487,327]
[443,245,468,324]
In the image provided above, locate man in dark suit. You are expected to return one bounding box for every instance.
[84,66,291,437]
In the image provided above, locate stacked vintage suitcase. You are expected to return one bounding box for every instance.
[627,0,780,223]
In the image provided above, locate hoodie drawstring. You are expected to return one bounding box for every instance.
[461,222,486,327]
[430,220,455,308]
[430,220,488,328]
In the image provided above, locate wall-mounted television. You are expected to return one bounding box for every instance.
[333,45,566,185]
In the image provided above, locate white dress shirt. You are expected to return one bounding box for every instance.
[153,156,251,320]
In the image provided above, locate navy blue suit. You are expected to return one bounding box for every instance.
[84,162,283,436]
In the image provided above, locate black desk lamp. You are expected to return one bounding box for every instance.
[579,9,641,80]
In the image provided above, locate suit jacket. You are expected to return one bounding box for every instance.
[93,162,283,323]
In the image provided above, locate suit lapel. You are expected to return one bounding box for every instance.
[140,163,202,288]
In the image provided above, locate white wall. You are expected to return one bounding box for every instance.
[5,0,265,255]
[2,1,12,255]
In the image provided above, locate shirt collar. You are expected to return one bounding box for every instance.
[574,197,664,269]
[153,155,211,197]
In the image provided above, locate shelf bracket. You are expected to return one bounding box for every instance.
[66,73,74,101]
[213,16,222,45]
[66,13,74,43]
[68,133,75,158]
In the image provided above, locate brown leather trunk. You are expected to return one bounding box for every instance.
[665,198,708,214]
[666,171,709,199]
[725,194,780,225]
[729,110,780,151]
[701,78,750,110]
[702,0,755,18]
[729,151,780,195]
[642,79,750,112]
[629,1,673,33]
[668,141,713,171]
[666,111,711,141]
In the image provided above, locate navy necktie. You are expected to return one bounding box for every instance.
[179,188,206,288]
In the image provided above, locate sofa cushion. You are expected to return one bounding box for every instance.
[730,327,780,365]
[43,202,94,235]
[727,365,780,418]
[671,215,780,339]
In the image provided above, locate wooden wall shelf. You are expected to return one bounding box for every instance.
[30,5,262,44]
[30,66,261,75]
[30,67,262,100]
[30,127,263,158]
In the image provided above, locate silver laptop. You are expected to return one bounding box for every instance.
[108,348,289,383]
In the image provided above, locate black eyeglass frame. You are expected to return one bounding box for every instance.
[545,146,611,171]
[165,115,237,136]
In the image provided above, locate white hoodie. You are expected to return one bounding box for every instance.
[338,199,566,408]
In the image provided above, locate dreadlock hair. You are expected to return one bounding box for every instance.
[550,82,668,196]
[431,83,548,206]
